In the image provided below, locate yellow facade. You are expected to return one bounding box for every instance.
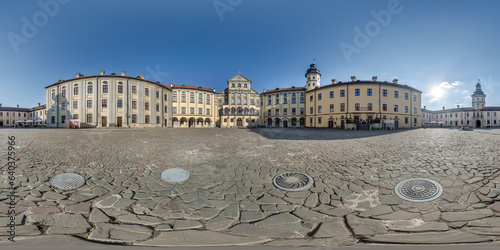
[171,84,217,127]
[306,79,422,129]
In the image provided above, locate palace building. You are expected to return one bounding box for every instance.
[422,81,500,128]
[44,63,424,129]
[0,103,47,127]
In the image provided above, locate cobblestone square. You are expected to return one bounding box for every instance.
[1,127,500,246]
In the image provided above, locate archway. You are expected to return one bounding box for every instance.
[299,118,305,127]
[267,118,272,127]
[476,120,481,128]
[283,119,288,128]
[275,118,281,127]
[189,118,196,127]
[197,118,204,127]
[291,118,297,127]
[205,118,211,127]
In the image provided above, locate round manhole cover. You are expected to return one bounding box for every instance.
[273,172,313,191]
[51,173,85,190]
[394,178,443,202]
[161,168,190,183]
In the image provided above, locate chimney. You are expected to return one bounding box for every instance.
[351,76,356,81]
[372,76,378,81]
[120,71,126,76]
[0,103,2,107]
[100,70,105,76]
[393,78,398,84]
[139,74,145,79]
[170,83,173,87]
[17,104,19,108]
[331,79,337,84]
[38,102,41,107]
[424,106,426,109]
[263,89,266,92]
[76,72,81,78]
[457,105,460,108]
[443,107,445,110]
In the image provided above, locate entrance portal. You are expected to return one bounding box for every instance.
[476,120,481,128]
[237,118,243,127]
[102,116,107,127]
[117,117,122,127]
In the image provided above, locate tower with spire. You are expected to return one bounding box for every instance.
[305,59,321,90]
[471,79,486,110]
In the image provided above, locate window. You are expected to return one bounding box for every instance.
[275,108,279,115]
[145,115,150,124]
[232,84,235,88]
[182,92,186,102]
[318,93,322,100]
[87,100,92,108]
[173,107,177,114]
[310,96,313,101]
[61,89,66,98]
[300,93,304,103]
[244,84,247,88]
[292,96,296,103]
[132,86,137,94]
[118,85,123,93]
[198,108,202,115]
[283,108,287,114]
[102,99,107,108]
[103,85,108,93]
[318,117,322,124]
[318,106,322,113]
[74,84,78,95]
[268,99,271,105]
[367,89,372,96]
[117,100,122,108]
[156,91,159,98]
[61,115,66,124]
[383,89,387,97]
[88,84,93,94]
[368,103,372,111]
[341,103,345,111]
[292,108,296,114]
[131,114,137,123]
[86,114,92,123]
[405,117,409,124]
[330,91,334,98]
[300,108,304,115]
[145,102,149,110]
[206,109,210,115]
[164,94,168,101]
[132,101,137,109]
[164,106,168,113]
[355,89,360,96]
[355,103,360,111]
[52,90,55,99]
[394,91,399,98]
[181,107,186,114]
[283,98,287,104]
[190,93,195,103]
[405,106,408,113]
[73,114,78,119]
[276,98,279,104]
[310,107,313,114]
[394,105,398,112]
[268,109,271,115]
[156,104,159,112]
[413,95,416,101]
[340,90,345,97]
[172,93,177,102]
[156,116,160,124]
[73,101,78,109]
[405,93,408,100]
[61,103,66,110]
[414,118,417,124]
[414,107,417,114]
[330,104,334,112]
[383,104,387,111]
[145,88,149,96]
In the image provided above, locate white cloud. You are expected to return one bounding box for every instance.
[439,81,461,89]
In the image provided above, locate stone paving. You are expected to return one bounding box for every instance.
[0,127,500,246]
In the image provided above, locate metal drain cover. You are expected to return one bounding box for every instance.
[394,178,443,202]
[273,172,313,191]
[51,173,85,190]
[161,168,190,183]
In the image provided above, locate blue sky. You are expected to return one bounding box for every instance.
[1,0,499,110]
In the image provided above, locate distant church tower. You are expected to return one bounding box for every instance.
[471,79,486,110]
[305,60,321,90]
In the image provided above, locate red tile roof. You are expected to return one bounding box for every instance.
[45,75,172,90]
[311,80,422,93]
[263,87,306,94]
[170,84,215,93]
[30,104,46,111]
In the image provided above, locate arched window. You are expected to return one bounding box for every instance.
[74,84,79,95]
[224,108,229,114]
[250,108,255,114]
[237,107,243,114]
[51,89,55,99]
[87,82,93,94]
[61,86,66,98]
[231,108,236,114]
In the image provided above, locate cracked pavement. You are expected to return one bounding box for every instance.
[1,127,500,246]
